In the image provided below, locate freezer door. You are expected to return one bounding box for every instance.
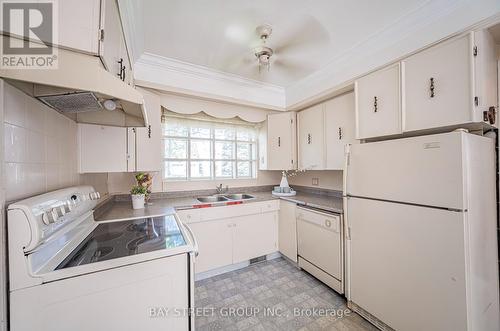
[346,197,468,331]
[346,131,468,210]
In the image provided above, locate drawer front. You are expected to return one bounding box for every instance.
[176,209,201,224]
[261,200,280,213]
[199,202,262,221]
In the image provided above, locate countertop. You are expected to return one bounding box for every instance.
[94,188,343,222]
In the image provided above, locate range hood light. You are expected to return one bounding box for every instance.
[103,99,117,111]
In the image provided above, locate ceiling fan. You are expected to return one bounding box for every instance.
[224,16,329,75]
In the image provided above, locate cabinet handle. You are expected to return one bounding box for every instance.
[338,127,343,140]
[278,136,281,147]
[148,125,151,138]
[117,58,125,81]
[307,133,312,144]
[373,96,378,112]
[429,77,435,98]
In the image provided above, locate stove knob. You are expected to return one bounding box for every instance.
[96,192,101,199]
[64,202,73,213]
[42,212,51,225]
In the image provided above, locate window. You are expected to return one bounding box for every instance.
[162,116,258,181]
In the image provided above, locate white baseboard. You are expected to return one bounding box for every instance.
[195,252,282,281]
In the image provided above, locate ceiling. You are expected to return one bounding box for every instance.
[139,0,429,87]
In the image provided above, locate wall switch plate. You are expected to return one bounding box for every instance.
[312,178,319,186]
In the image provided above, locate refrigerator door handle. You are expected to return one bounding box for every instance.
[343,144,351,195]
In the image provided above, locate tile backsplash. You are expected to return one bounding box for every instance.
[2,81,79,201]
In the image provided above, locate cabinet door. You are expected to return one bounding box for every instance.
[100,0,124,78]
[135,88,162,171]
[267,112,296,170]
[58,0,101,54]
[78,124,127,173]
[188,220,233,273]
[355,64,401,139]
[126,128,136,172]
[402,34,473,132]
[298,105,324,170]
[278,201,297,262]
[232,212,278,264]
[325,92,356,170]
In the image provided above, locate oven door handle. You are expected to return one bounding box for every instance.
[182,222,199,257]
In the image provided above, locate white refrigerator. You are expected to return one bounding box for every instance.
[344,131,499,331]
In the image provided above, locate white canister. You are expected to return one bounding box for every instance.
[131,194,145,209]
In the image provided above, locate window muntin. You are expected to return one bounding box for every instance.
[163,118,257,181]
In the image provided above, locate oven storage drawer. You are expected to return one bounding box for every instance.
[297,207,342,280]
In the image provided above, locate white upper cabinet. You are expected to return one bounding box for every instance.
[298,104,325,170]
[402,30,497,132]
[325,92,357,170]
[58,0,101,54]
[135,88,162,172]
[355,64,401,139]
[262,112,297,170]
[78,124,128,173]
[100,0,133,85]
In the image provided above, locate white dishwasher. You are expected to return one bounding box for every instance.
[297,206,344,294]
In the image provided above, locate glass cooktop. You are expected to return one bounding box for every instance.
[57,215,186,270]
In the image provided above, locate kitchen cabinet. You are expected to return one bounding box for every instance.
[325,92,357,169]
[179,201,279,274]
[233,212,278,263]
[134,88,162,171]
[187,218,233,273]
[261,112,297,170]
[402,31,497,132]
[355,64,401,139]
[78,124,128,173]
[7,0,133,84]
[100,0,133,85]
[298,104,324,170]
[278,200,297,262]
[78,89,161,173]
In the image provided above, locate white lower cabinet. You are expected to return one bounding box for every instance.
[187,219,233,273]
[179,201,279,274]
[278,200,297,262]
[233,212,278,263]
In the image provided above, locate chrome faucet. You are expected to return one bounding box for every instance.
[216,184,228,194]
[216,184,223,194]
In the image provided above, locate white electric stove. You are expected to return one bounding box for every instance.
[8,186,198,331]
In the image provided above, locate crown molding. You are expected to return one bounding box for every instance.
[134,52,286,110]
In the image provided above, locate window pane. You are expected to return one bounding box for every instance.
[164,139,187,159]
[237,128,255,141]
[215,141,234,159]
[164,161,187,179]
[190,161,211,178]
[190,126,211,138]
[237,161,250,177]
[164,121,188,137]
[214,127,235,140]
[190,140,211,159]
[237,143,251,160]
[215,161,233,178]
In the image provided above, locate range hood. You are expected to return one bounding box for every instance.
[0,39,147,127]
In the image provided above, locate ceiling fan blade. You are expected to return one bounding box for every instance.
[274,16,330,54]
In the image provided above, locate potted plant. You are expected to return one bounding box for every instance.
[135,172,153,205]
[130,185,147,209]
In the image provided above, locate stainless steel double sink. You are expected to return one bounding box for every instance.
[196,194,255,203]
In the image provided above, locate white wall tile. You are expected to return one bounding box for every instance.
[4,124,26,163]
[3,83,25,127]
[3,81,80,201]
[27,131,45,163]
[25,97,46,133]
